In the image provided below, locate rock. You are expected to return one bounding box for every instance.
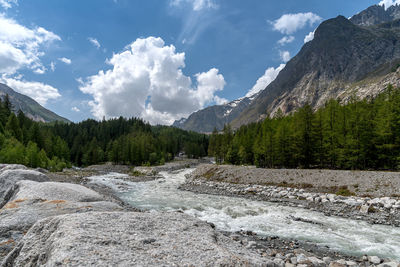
[337,259,347,265]
[0,181,123,260]
[0,169,49,207]
[329,262,346,267]
[273,258,285,267]
[285,263,295,267]
[369,256,382,264]
[11,180,105,203]
[346,260,357,266]
[323,257,332,264]
[3,211,270,266]
[377,262,399,267]
[309,256,327,267]
[290,256,298,264]
[0,165,27,172]
[360,204,370,214]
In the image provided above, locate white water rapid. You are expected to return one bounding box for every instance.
[88,169,400,260]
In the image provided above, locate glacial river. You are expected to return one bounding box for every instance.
[88,169,400,260]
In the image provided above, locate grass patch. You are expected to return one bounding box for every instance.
[131,170,146,176]
[335,186,356,196]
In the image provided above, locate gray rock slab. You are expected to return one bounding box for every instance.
[11,180,104,203]
[3,211,271,266]
[0,199,123,260]
[0,170,49,208]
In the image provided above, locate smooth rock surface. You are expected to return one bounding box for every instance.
[0,169,49,208]
[11,180,104,203]
[3,211,271,266]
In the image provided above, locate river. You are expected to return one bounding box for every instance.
[88,168,400,260]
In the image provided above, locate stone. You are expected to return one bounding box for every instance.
[360,204,370,214]
[346,260,357,266]
[11,180,105,203]
[0,169,49,207]
[329,262,346,267]
[323,257,332,264]
[309,256,327,267]
[285,263,295,267]
[369,256,382,264]
[3,211,270,266]
[290,256,298,264]
[337,259,347,265]
[273,258,285,267]
[377,262,399,267]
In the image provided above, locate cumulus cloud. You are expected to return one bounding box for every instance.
[1,76,61,105]
[304,30,315,43]
[79,37,226,125]
[379,0,400,9]
[277,35,295,45]
[71,106,80,112]
[271,12,322,35]
[0,14,60,75]
[246,64,285,97]
[50,62,56,72]
[58,57,71,64]
[170,0,218,11]
[280,50,291,62]
[88,37,101,49]
[0,0,17,9]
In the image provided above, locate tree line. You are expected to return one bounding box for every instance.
[208,84,400,170]
[0,95,208,171]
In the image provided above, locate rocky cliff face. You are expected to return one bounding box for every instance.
[231,15,400,128]
[174,4,400,132]
[350,4,400,26]
[0,83,69,123]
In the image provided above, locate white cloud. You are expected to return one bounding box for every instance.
[79,37,226,125]
[1,76,61,105]
[280,50,291,62]
[170,0,218,11]
[379,0,400,9]
[88,37,101,49]
[246,64,285,97]
[50,61,56,72]
[214,95,228,105]
[277,35,295,45]
[0,0,17,9]
[271,12,322,35]
[71,106,80,112]
[58,57,71,64]
[0,14,60,75]
[304,30,315,43]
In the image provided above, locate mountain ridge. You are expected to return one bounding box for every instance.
[0,83,70,123]
[174,4,400,132]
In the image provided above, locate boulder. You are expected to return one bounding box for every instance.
[11,180,104,203]
[3,211,271,266]
[0,170,49,208]
[0,181,123,261]
[0,165,27,172]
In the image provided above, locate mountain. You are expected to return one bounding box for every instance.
[173,95,256,133]
[174,4,400,132]
[0,83,70,123]
[350,4,400,26]
[231,13,400,127]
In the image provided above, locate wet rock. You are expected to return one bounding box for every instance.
[323,257,332,264]
[309,256,327,267]
[3,211,270,266]
[369,256,382,264]
[377,262,399,267]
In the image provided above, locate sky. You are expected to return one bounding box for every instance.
[0,0,393,124]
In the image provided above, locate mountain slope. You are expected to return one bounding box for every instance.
[350,4,400,26]
[173,95,255,133]
[231,15,400,127]
[0,83,70,123]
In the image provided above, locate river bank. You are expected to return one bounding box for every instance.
[1,162,400,266]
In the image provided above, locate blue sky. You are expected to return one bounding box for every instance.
[0,0,386,124]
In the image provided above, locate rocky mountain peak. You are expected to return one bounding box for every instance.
[350,4,400,26]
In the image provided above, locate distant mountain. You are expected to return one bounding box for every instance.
[173,95,256,133]
[350,4,400,26]
[174,4,400,132]
[0,83,70,123]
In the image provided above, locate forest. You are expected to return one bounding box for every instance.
[208,84,400,170]
[0,95,208,171]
